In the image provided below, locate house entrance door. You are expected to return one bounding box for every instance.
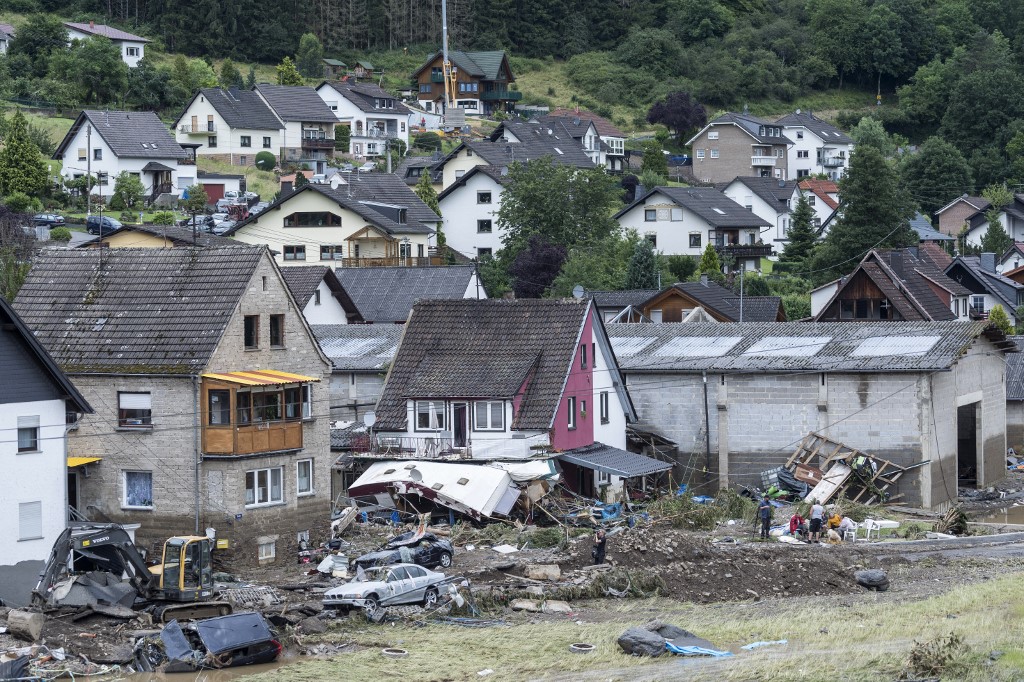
[453,403,468,448]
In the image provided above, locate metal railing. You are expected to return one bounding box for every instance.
[179,124,216,134]
[369,434,470,459]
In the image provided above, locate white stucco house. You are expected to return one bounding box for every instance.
[53,110,188,203]
[64,21,148,67]
[280,266,363,326]
[720,176,799,252]
[254,84,337,175]
[316,81,411,159]
[776,110,854,181]
[436,166,507,259]
[0,296,92,607]
[174,88,284,168]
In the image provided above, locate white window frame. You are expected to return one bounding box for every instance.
[473,401,504,431]
[303,384,312,419]
[600,391,609,424]
[123,470,154,509]
[710,149,719,159]
[695,149,705,159]
[17,415,40,453]
[258,541,276,561]
[707,131,719,140]
[296,459,314,496]
[415,400,446,431]
[246,466,284,508]
[19,501,42,541]
[567,396,577,430]
[118,392,153,429]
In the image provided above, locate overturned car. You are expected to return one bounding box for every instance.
[135,612,281,672]
[353,531,454,571]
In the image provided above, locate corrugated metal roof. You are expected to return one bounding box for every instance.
[312,324,402,371]
[558,442,673,478]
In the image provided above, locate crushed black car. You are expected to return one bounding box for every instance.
[353,531,454,570]
[134,612,281,672]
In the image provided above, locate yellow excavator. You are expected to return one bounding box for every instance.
[33,523,232,622]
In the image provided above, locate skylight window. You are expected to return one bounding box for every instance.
[712,208,726,215]
[553,147,563,155]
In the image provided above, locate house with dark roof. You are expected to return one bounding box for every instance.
[607,320,1013,508]
[311,324,402,422]
[935,195,991,237]
[909,212,955,244]
[13,245,332,566]
[615,186,772,272]
[316,81,411,160]
[334,264,485,323]
[174,88,284,168]
[436,165,509,259]
[775,110,854,180]
[322,58,347,79]
[720,176,800,248]
[685,112,792,184]
[369,299,655,500]
[54,110,187,204]
[254,84,337,174]
[0,296,91,606]
[547,107,627,172]
[996,243,1024,274]
[227,174,441,267]
[412,50,519,116]
[76,223,237,249]
[811,248,972,322]
[64,21,148,66]
[945,253,1024,325]
[961,195,1024,250]
[636,279,785,323]
[0,22,14,54]
[536,115,604,167]
[280,265,362,325]
[395,154,443,188]
[589,289,661,322]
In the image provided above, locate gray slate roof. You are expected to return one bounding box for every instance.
[590,290,661,309]
[723,176,798,214]
[280,265,360,318]
[948,256,1024,314]
[64,22,148,42]
[334,265,478,323]
[55,110,186,160]
[312,324,402,371]
[14,246,266,374]
[0,23,14,39]
[191,88,283,131]
[608,320,1008,373]
[375,299,589,431]
[558,442,673,478]
[436,165,510,201]
[910,212,954,242]
[615,187,770,228]
[704,112,793,145]
[639,281,782,322]
[1007,336,1024,401]
[774,110,853,144]
[395,155,442,185]
[319,81,411,115]
[480,121,596,168]
[255,84,337,123]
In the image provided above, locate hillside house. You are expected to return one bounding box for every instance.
[615,186,772,272]
[14,246,333,565]
[226,174,440,267]
[280,266,363,326]
[960,194,1024,249]
[322,58,347,79]
[547,107,627,173]
[334,265,485,323]
[0,297,92,607]
[54,110,187,204]
[720,176,799,249]
[412,50,519,116]
[935,195,991,237]
[311,325,402,422]
[945,254,1024,325]
[0,23,13,54]
[174,88,284,168]
[589,290,660,322]
[686,113,792,184]
[775,110,854,180]
[797,178,841,229]
[316,81,410,159]
[607,321,1013,509]
[254,84,337,175]
[536,116,604,167]
[64,21,147,67]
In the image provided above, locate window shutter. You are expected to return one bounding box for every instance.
[670,208,683,221]
[18,415,40,429]
[119,393,151,410]
[19,501,42,540]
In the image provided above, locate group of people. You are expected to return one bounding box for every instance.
[759,495,856,543]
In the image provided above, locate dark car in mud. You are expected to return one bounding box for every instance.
[353,531,454,571]
[138,612,282,672]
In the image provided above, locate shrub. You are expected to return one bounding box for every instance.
[151,210,177,225]
[49,226,72,242]
[4,192,32,213]
[255,151,276,171]
[120,211,136,223]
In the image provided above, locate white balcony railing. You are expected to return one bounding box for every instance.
[751,156,777,166]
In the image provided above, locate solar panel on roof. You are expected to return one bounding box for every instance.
[744,336,831,357]
[850,336,941,357]
[655,336,742,357]
[611,337,655,357]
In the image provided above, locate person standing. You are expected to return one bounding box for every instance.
[592,529,607,565]
[809,498,826,543]
[758,496,772,539]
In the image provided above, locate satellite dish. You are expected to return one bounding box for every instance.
[330,175,341,190]
[572,284,585,299]
[408,468,423,482]
[363,411,377,427]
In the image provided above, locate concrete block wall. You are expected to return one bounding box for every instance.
[1008,402,1024,453]
[328,371,386,422]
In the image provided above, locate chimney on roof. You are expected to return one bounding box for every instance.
[890,250,905,280]
[700,274,709,287]
[981,252,997,273]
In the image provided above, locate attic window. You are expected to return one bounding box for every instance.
[141,143,149,148]
[553,147,563,155]
[404,464,417,470]
[712,208,726,215]
[431,483,443,490]
[457,478,469,485]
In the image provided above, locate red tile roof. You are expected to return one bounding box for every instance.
[799,179,840,210]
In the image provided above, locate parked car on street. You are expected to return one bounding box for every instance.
[352,531,454,570]
[86,215,122,235]
[357,162,376,173]
[33,213,66,227]
[322,564,449,612]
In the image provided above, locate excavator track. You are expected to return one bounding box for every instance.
[154,601,233,623]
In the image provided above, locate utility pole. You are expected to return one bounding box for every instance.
[739,262,745,323]
[86,125,92,217]
[386,138,392,174]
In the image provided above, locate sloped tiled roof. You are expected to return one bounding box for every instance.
[703,112,793,145]
[54,110,186,160]
[799,179,840,210]
[724,176,798,213]
[640,281,782,322]
[375,299,589,431]
[616,187,770,228]
[474,121,596,168]
[548,107,626,138]
[436,165,509,201]
[935,195,990,216]
[590,290,660,309]
[950,256,1024,313]
[319,81,411,115]
[14,246,266,374]
[334,265,479,323]
[608,320,1009,373]
[395,155,442,185]
[64,22,148,42]
[255,84,337,123]
[909,212,954,242]
[413,50,511,81]
[774,110,853,144]
[191,88,283,131]
[76,223,237,248]
[280,265,360,318]
[919,242,954,270]
[311,324,402,371]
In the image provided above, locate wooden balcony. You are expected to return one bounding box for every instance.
[203,420,303,456]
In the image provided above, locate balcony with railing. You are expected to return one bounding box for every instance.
[430,72,445,83]
[179,123,216,135]
[751,155,777,166]
[337,256,442,268]
[821,156,846,167]
[201,375,315,457]
[302,137,336,150]
[355,432,550,460]
[715,243,775,258]
[481,89,523,101]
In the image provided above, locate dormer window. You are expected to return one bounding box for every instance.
[473,401,504,431]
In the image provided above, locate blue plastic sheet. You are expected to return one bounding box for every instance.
[692,495,715,504]
[600,503,622,520]
[665,642,733,657]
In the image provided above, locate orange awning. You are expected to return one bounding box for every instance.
[201,369,321,386]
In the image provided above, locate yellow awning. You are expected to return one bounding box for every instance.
[68,456,102,468]
[201,369,321,386]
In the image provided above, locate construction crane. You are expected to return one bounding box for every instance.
[440,0,465,136]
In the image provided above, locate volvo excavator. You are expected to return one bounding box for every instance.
[32,523,232,622]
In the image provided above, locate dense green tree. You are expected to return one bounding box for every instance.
[779,195,817,266]
[980,214,1013,255]
[807,0,867,89]
[667,0,734,42]
[0,112,46,197]
[8,14,67,77]
[295,33,325,79]
[246,65,257,89]
[335,125,352,152]
[125,59,171,111]
[509,235,568,298]
[808,146,917,285]
[638,169,666,190]
[414,171,440,217]
[849,117,897,157]
[625,238,660,289]
[697,243,725,284]
[614,28,682,74]
[294,171,308,188]
[219,59,244,89]
[49,38,128,105]
[989,304,1013,334]
[665,254,697,283]
[900,137,974,217]
[255,151,276,171]
[641,142,668,177]
[112,171,145,210]
[646,91,707,145]
[276,57,303,85]
[550,232,641,297]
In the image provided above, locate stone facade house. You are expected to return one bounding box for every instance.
[1007,335,1024,451]
[608,321,1013,509]
[14,246,332,566]
[0,297,91,607]
[686,113,792,184]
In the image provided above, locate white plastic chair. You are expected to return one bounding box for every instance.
[842,522,858,542]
